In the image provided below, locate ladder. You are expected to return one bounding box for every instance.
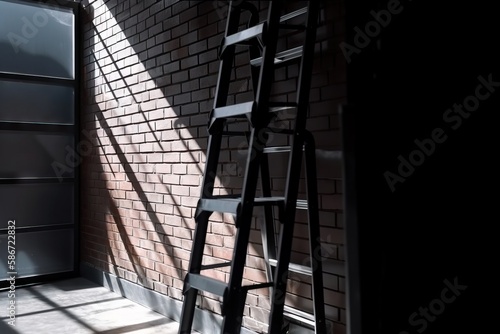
[178,1,324,333]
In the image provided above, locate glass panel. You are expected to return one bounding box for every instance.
[0,1,74,79]
[0,183,74,229]
[0,229,74,280]
[0,80,74,124]
[0,131,74,178]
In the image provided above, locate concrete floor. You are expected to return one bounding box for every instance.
[0,277,191,334]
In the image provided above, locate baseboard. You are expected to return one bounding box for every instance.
[79,263,328,333]
[80,262,257,334]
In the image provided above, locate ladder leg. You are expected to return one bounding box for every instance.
[179,289,198,334]
[179,212,210,333]
[260,153,277,282]
[304,133,327,334]
[222,128,268,334]
[269,134,305,333]
[179,131,222,334]
[221,226,250,333]
[270,0,319,329]
[210,2,241,128]
[222,288,248,334]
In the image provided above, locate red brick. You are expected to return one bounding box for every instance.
[81,0,345,328]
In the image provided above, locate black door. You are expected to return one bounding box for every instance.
[0,0,80,287]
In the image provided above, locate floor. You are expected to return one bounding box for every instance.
[0,277,191,334]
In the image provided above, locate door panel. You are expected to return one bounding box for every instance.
[0,0,79,286]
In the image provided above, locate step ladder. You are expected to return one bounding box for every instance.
[178,1,324,333]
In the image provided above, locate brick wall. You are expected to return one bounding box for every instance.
[80,0,346,332]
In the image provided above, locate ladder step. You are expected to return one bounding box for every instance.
[261,145,303,155]
[280,7,308,22]
[201,262,232,270]
[269,101,298,112]
[221,23,266,54]
[254,196,285,205]
[197,198,241,216]
[283,305,316,328]
[242,282,274,291]
[296,199,308,210]
[212,101,255,120]
[196,196,285,216]
[211,101,294,121]
[209,102,296,132]
[269,259,312,276]
[250,46,303,67]
[184,273,228,297]
[270,259,346,277]
[263,146,292,154]
[209,102,254,133]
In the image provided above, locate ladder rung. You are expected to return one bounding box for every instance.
[262,145,307,155]
[254,196,285,206]
[209,102,254,132]
[212,101,293,120]
[269,102,298,113]
[184,273,228,297]
[269,259,312,276]
[222,23,265,52]
[197,198,241,216]
[212,102,255,120]
[263,146,291,154]
[250,46,303,67]
[280,7,308,22]
[268,259,347,278]
[209,102,295,132]
[201,262,232,270]
[242,282,274,291]
[296,199,308,210]
[283,305,316,328]
[197,196,285,216]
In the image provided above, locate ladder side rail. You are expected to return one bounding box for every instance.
[222,1,286,333]
[304,131,327,334]
[269,1,321,332]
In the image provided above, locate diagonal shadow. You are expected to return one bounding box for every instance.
[82,3,218,285]
[24,286,100,332]
[1,296,124,320]
[87,11,205,228]
[90,21,164,151]
[95,318,177,334]
[93,105,184,281]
